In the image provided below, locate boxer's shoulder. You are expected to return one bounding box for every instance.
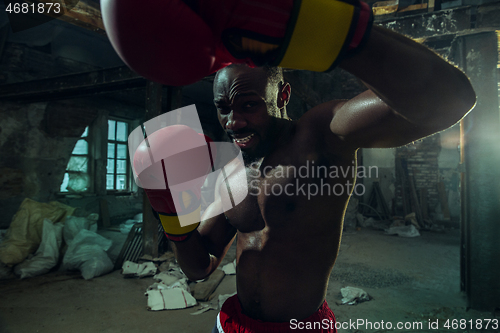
[296,101,352,147]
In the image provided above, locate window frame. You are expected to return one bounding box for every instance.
[106,117,133,194]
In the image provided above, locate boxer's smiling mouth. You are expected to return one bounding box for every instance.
[231,132,257,149]
[234,133,255,144]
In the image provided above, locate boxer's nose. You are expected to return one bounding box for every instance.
[226,111,247,132]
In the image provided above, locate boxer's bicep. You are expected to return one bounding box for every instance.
[328,90,445,148]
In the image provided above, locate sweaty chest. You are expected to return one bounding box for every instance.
[223,154,355,233]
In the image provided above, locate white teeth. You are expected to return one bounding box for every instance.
[235,133,255,144]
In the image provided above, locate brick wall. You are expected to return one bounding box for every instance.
[395,134,441,217]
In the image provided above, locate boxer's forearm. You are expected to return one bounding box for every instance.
[170,198,236,281]
[171,231,217,281]
[339,25,476,130]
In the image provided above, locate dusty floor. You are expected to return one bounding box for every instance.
[0,227,497,333]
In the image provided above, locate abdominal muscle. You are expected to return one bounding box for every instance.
[226,182,350,322]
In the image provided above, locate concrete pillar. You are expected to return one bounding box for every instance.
[455,31,500,311]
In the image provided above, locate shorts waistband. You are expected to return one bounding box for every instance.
[217,295,337,333]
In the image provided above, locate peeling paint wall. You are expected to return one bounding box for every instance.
[0,43,143,228]
[0,100,88,227]
[361,148,396,214]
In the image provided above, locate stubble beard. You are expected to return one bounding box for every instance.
[241,126,276,166]
[242,144,269,166]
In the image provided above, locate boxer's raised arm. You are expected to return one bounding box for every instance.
[326,25,475,148]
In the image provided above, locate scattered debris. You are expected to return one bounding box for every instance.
[145,287,197,311]
[14,219,64,279]
[193,269,225,301]
[169,278,191,293]
[120,219,138,234]
[121,261,157,278]
[359,217,376,228]
[147,282,170,290]
[390,219,406,227]
[405,212,420,229]
[119,213,143,235]
[63,215,98,244]
[385,224,420,237]
[138,262,158,278]
[158,261,170,272]
[340,286,371,305]
[157,261,185,279]
[190,303,218,315]
[143,260,202,311]
[222,259,236,275]
[117,214,142,234]
[0,198,75,266]
[124,255,232,312]
[139,254,154,261]
[153,271,182,286]
[62,229,113,280]
[148,261,189,288]
[155,252,175,262]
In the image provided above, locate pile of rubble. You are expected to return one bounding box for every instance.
[121,254,236,314]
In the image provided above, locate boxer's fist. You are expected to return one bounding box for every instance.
[101,0,217,86]
[133,125,215,241]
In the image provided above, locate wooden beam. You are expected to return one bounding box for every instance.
[142,81,163,259]
[60,0,105,35]
[0,66,146,102]
[32,0,106,35]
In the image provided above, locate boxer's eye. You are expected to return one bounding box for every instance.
[242,101,257,109]
[217,105,231,115]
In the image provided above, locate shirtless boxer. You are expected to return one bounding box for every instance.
[170,26,475,332]
[103,1,476,331]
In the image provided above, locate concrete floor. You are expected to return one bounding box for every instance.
[0,227,497,333]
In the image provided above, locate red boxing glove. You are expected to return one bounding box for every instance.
[102,0,372,85]
[198,0,373,72]
[133,125,215,242]
[101,0,217,86]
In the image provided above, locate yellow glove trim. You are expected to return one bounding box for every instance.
[241,38,279,54]
[278,0,355,72]
[159,205,201,236]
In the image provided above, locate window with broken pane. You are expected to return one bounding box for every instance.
[60,127,90,193]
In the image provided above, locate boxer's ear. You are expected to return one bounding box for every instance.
[278,82,291,109]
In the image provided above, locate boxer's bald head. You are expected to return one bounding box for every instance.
[214,65,288,116]
[213,65,291,164]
